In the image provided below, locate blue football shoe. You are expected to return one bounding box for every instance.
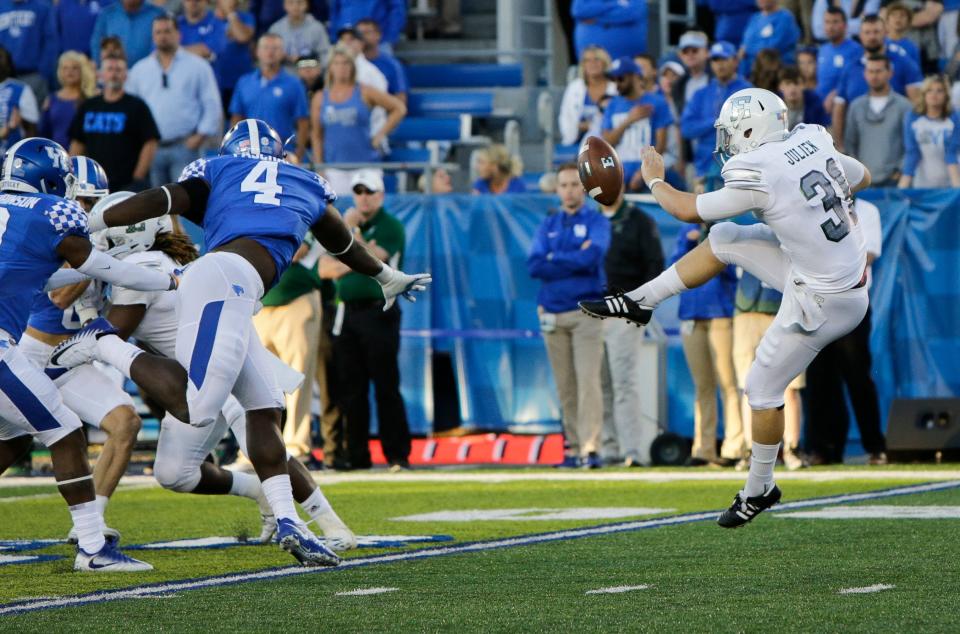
[74,540,153,572]
[276,518,341,567]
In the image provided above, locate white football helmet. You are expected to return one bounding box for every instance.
[93,191,174,258]
[714,88,788,163]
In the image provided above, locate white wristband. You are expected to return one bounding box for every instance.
[160,185,173,214]
[647,177,665,191]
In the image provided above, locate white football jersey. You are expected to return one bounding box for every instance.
[720,124,866,293]
[110,251,180,358]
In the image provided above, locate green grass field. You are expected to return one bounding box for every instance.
[1,469,958,632]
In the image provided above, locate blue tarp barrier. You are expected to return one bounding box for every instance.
[186,191,956,442]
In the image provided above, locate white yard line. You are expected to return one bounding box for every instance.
[585,585,651,594]
[0,480,955,617]
[839,584,895,595]
[335,587,398,596]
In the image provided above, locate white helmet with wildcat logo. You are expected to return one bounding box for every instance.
[93,191,174,258]
[714,88,788,163]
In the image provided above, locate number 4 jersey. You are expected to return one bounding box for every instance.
[718,124,866,293]
[179,156,337,284]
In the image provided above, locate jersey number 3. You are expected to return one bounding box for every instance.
[799,157,852,243]
[241,161,282,206]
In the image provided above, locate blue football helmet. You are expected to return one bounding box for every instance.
[220,119,284,159]
[69,156,110,200]
[0,137,74,196]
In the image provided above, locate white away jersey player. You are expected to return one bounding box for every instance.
[713,124,866,293]
[0,193,88,340]
[179,156,337,286]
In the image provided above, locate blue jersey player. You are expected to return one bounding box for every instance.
[0,138,179,572]
[53,119,432,567]
[20,156,144,544]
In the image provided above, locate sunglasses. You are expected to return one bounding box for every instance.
[353,186,376,195]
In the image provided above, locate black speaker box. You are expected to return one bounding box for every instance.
[886,398,960,461]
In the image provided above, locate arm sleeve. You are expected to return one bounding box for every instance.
[901,113,920,176]
[696,187,772,221]
[76,248,173,291]
[837,152,867,189]
[44,268,89,291]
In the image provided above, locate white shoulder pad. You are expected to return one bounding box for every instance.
[721,155,770,194]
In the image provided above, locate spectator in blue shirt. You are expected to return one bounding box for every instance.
[0,0,58,103]
[779,65,831,128]
[0,47,38,154]
[831,14,923,149]
[672,223,740,467]
[816,7,863,112]
[179,0,255,108]
[329,0,406,52]
[527,163,610,468]
[91,0,166,65]
[40,51,97,149]
[57,0,115,58]
[357,18,407,104]
[571,0,648,60]
[899,75,960,188]
[126,15,223,185]
[883,3,922,68]
[601,56,674,191]
[706,0,757,46]
[472,144,527,194]
[680,42,752,183]
[230,34,309,160]
[739,0,801,76]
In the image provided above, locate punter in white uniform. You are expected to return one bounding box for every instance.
[579,88,871,527]
[99,195,356,550]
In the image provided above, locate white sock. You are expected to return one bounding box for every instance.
[626,264,687,307]
[230,471,272,514]
[300,488,333,519]
[261,474,299,522]
[95,495,108,517]
[69,501,106,554]
[744,441,780,497]
[96,335,144,378]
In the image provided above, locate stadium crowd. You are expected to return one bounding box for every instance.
[0,0,925,472]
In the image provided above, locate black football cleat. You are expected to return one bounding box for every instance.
[717,484,782,528]
[578,291,653,327]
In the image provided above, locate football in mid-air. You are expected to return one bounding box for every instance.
[577,136,623,206]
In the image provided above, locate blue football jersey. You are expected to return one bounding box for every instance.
[180,156,337,284]
[27,292,84,335]
[0,193,88,340]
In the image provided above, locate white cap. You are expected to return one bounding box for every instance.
[350,169,384,192]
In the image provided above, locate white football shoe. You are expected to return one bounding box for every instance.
[49,318,118,370]
[313,509,357,552]
[258,512,278,543]
[74,541,153,572]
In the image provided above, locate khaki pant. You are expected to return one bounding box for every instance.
[252,291,321,458]
[681,317,744,461]
[542,309,605,458]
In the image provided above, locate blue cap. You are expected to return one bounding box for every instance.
[709,41,737,60]
[606,56,643,79]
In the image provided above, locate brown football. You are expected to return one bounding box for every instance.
[576,136,624,206]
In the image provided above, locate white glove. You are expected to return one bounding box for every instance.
[374,264,432,311]
[73,280,103,325]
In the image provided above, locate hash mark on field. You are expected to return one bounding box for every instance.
[336,587,398,596]
[586,585,651,595]
[839,584,895,595]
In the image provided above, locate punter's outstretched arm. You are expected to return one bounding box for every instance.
[640,146,770,222]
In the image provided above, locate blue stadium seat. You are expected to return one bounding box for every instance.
[407,91,494,117]
[388,147,433,162]
[389,117,462,143]
[553,143,579,166]
[407,64,524,89]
